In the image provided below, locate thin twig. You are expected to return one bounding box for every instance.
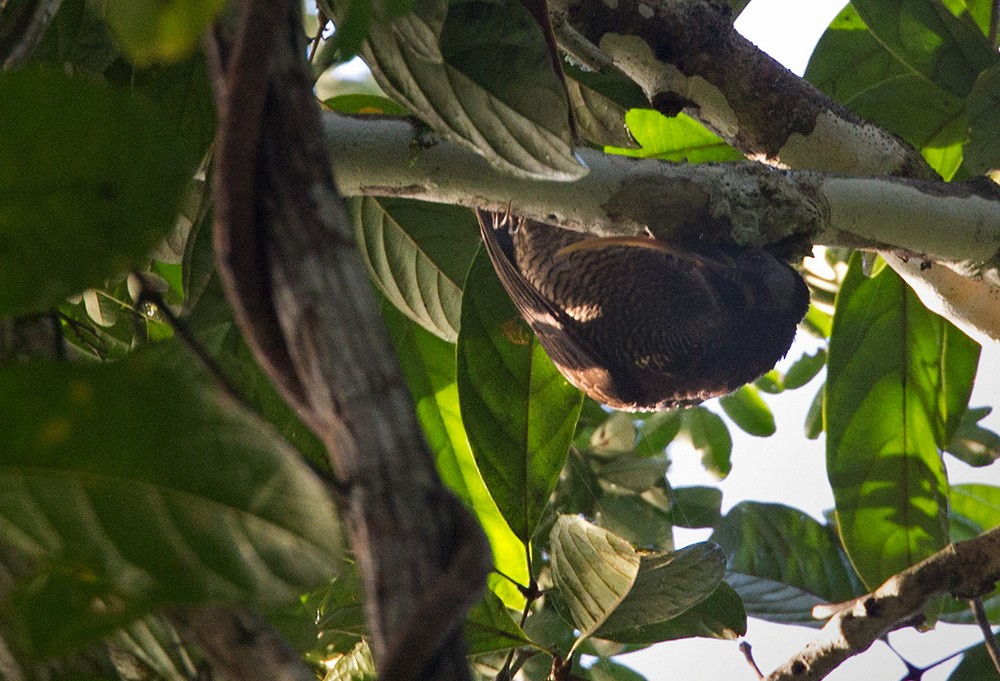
[739,641,764,680]
[970,597,1000,675]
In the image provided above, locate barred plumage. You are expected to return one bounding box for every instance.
[476,209,809,411]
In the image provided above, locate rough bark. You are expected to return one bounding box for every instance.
[203,0,491,679]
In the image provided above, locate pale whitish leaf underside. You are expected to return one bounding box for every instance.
[359,0,585,180]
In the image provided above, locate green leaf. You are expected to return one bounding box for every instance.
[949,483,1000,536]
[33,0,121,73]
[805,5,911,103]
[564,78,634,148]
[595,543,725,640]
[185,286,330,472]
[0,348,342,657]
[826,254,979,587]
[354,0,584,180]
[633,411,682,458]
[667,486,722,529]
[711,502,864,611]
[965,62,1000,175]
[946,406,1000,467]
[589,412,638,457]
[783,348,827,390]
[458,250,584,542]
[308,571,367,658]
[846,74,967,154]
[723,573,826,626]
[105,55,216,169]
[382,302,528,605]
[586,659,649,681]
[464,590,531,655]
[108,614,197,681]
[353,198,480,342]
[804,384,824,440]
[96,0,225,65]
[850,0,997,98]
[549,515,641,651]
[680,407,733,479]
[719,385,775,437]
[594,452,668,494]
[592,581,745,643]
[606,110,742,162]
[947,635,1000,681]
[0,68,190,317]
[596,491,674,551]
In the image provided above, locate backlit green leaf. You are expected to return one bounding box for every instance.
[826,254,979,587]
[965,62,1000,175]
[97,0,226,65]
[850,0,997,97]
[719,385,775,437]
[382,302,527,605]
[606,110,741,163]
[680,407,732,479]
[458,250,583,542]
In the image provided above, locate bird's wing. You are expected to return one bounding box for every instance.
[475,209,610,375]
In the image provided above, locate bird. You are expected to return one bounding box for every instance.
[476,208,810,411]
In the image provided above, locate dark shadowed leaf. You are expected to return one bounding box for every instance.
[97,0,227,65]
[804,384,824,439]
[719,385,775,437]
[586,659,648,681]
[595,543,725,640]
[596,491,673,551]
[594,581,745,643]
[947,634,1000,681]
[458,251,583,542]
[965,62,1000,175]
[667,486,722,529]
[381,302,527,605]
[549,515,641,651]
[805,4,910,103]
[946,406,1000,467]
[711,502,864,606]
[353,0,583,179]
[850,0,997,98]
[464,590,530,655]
[723,573,826,626]
[0,347,342,657]
[0,69,190,317]
[826,254,979,587]
[353,198,480,341]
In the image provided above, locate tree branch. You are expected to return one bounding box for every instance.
[553,0,937,179]
[765,525,1000,681]
[325,113,1000,265]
